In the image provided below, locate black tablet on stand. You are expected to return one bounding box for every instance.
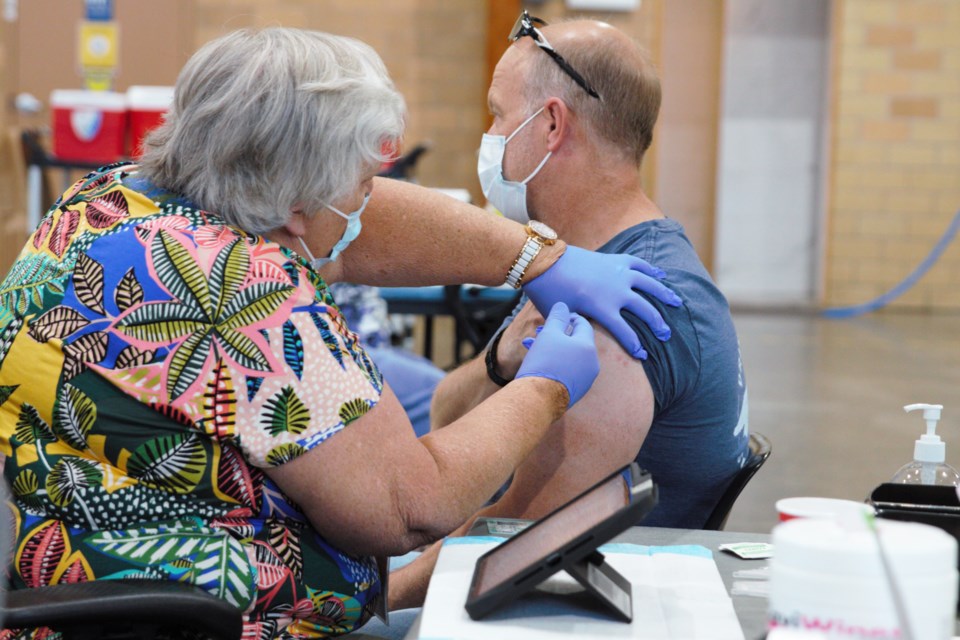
[464,463,657,622]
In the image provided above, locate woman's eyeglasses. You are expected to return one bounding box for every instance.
[509,10,601,101]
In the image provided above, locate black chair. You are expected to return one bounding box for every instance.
[0,483,242,640]
[380,285,521,364]
[703,431,772,531]
[376,141,431,180]
[20,128,106,234]
[4,580,243,640]
[445,285,523,363]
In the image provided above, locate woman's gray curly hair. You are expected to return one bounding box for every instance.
[138,27,406,234]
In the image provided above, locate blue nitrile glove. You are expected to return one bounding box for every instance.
[516,302,600,408]
[522,245,682,360]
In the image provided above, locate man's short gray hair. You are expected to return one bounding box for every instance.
[139,28,406,234]
[522,28,660,166]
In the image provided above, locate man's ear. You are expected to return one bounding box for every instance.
[543,97,570,153]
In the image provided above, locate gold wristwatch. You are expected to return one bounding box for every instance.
[504,221,558,289]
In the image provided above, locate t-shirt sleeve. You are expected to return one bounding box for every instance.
[231,266,383,469]
[625,290,700,419]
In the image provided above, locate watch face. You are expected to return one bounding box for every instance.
[529,220,558,241]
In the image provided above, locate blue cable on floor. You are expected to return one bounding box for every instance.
[822,206,960,319]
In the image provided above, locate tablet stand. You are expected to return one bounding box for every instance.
[465,467,656,623]
[562,550,633,622]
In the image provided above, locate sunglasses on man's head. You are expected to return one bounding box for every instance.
[509,10,601,101]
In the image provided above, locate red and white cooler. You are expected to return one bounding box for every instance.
[50,89,127,163]
[127,85,174,157]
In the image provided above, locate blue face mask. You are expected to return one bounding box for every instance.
[298,193,370,268]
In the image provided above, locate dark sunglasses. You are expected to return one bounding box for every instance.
[509,10,601,100]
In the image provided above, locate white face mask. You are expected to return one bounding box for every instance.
[477,107,552,224]
[298,194,370,268]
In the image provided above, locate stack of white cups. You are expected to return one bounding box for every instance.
[768,498,958,639]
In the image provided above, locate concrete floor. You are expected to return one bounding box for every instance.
[724,310,960,533]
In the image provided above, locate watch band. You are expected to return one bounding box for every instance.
[485,328,513,387]
[504,235,544,289]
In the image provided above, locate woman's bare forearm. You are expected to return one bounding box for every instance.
[270,376,568,558]
[398,377,567,544]
[338,178,563,286]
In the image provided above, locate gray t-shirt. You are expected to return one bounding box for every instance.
[598,219,749,528]
[500,219,749,528]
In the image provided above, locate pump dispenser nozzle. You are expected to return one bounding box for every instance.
[904,403,945,463]
[891,403,958,485]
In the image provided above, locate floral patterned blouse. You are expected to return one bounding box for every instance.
[0,165,384,639]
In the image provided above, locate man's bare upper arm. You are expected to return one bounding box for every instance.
[493,323,655,520]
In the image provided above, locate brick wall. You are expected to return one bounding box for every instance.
[0,1,658,366]
[827,0,960,309]
[190,0,660,205]
[0,16,25,275]
[656,0,722,268]
[10,1,955,312]
[192,0,486,201]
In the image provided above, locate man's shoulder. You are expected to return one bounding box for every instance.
[599,219,703,271]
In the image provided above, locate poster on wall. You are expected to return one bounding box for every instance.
[79,0,117,89]
[78,20,119,89]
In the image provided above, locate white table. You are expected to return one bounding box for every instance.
[401,526,771,640]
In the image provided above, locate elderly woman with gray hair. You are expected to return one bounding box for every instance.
[0,28,677,639]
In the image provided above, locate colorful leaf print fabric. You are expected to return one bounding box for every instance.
[0,165,385,639]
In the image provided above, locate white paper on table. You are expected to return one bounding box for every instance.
[417,538,744,640]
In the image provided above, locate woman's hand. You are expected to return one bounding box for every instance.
[522,245,682,360]
[516,302,599,408]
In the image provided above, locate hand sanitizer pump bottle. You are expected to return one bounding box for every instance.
[891,403,960,486]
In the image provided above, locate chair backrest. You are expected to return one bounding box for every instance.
[703,432,772,531]
[0,477,242,640]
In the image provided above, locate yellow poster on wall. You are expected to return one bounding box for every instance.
[78,21,119,68]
